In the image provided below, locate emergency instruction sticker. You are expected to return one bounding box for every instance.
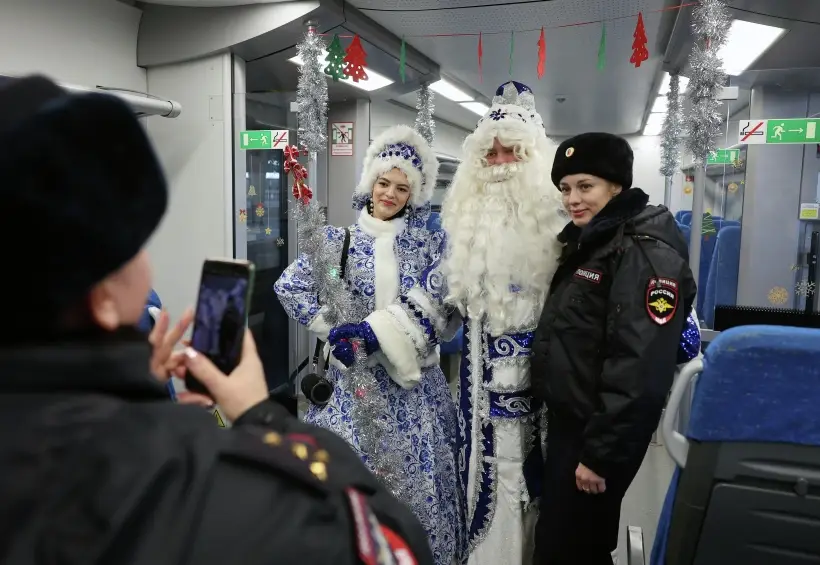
[645,277,679,325]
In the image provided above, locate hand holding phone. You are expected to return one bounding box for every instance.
[185,259,255,396]
[183,332,269,421]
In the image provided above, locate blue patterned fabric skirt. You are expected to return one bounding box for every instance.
[305,363,463,565]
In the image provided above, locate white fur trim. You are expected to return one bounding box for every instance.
[355,124,439,208]
[472,105,545,144]
[407,286,447,334]
[357,209,403,309]
[365,309,422,389]
[307,306,332,340]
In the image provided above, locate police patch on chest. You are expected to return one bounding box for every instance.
[646,277,679,325]
[573,268,603,284]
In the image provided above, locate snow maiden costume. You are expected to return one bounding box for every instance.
[274,125,463,565]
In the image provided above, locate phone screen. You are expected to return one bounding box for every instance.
[191,272,249,375]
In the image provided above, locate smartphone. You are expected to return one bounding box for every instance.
[185,258,256,396]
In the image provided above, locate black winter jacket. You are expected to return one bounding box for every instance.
[531,188,696,479]
[0,330,433,565]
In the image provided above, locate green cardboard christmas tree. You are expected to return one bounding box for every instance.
[701,211,717,240]
[324,34,346,81]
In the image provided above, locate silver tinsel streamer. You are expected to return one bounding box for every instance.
[684,0,731,163]
[291,196,405,498]
[660,74,682,178]
[292,196,362,327]
[296,28,328,154]
[414,83,435,146]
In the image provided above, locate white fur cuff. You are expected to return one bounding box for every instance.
[366,309,422,389]
[307,306,332,340]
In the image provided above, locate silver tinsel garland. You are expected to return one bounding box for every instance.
[414,83,435,146]
[291,190,406,500]
[660,74,682,178]
[684,0,731,163]
[296,28,328,154]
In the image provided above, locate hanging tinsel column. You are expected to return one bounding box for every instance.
[290,25,406,500]
[296,26,328,154]
[684,0,731,163]
[414,83,435,146]
[659,73,682,178]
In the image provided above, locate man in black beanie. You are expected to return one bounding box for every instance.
[0,75,433,565]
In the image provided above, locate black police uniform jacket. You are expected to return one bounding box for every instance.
[531,188,696,480]
[0,330,433,565]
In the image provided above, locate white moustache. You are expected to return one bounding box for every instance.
[476,162,524,183]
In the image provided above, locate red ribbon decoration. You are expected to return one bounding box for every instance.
[284,145,300,162]
[292,163,308,181]
[537,27,546,79]
[284,144,312,204]
[292,179,313,204]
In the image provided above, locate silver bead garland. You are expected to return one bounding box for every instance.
[660,74,682,178]
[414,83,435,146]
[684,0,731,163]
[296,28,328,154]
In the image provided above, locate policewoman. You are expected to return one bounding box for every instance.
[531,133,696,564]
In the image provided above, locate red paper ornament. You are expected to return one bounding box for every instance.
[343,34,369,83]
[478,32,483,84]
[630,12,649,68]
[537,28,546,79]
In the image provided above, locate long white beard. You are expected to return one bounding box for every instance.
[441,160,566,335]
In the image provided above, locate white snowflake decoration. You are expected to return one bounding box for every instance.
[795,281,816,297]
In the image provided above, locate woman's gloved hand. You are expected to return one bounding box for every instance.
[328,321,381,367]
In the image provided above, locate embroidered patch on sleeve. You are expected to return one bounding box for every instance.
[380,526,418,565]
[573,268,603,284]
[646,277,679,325]
[345,487,397,565]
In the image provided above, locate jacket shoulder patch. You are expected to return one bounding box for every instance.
[573,268,603,284]
[646,277,679,325]
[345,487,398,565]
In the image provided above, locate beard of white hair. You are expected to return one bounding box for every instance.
[441,130,565,335]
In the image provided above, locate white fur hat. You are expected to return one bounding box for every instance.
[355,124,439,209]
[473,81,546,140]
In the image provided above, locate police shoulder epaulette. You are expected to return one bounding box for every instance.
[220,426,333,495]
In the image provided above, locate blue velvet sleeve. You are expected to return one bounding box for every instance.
[273,226,344,329]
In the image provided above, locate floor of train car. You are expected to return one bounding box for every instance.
[296,353,674,559]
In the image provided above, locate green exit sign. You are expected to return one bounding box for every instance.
[767,119,820,144]
[707,148,739,165]
[240,129,289,150]
[740,119,820,145]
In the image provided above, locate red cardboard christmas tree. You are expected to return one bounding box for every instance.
[343,34,369,83]
[630,12,649,68]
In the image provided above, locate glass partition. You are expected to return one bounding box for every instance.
[238,104,295,391]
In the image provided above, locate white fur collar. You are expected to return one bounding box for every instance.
[357,208,405,238]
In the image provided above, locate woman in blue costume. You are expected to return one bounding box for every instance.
[275,125,463,565]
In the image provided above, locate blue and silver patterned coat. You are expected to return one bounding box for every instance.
[274,204,464,565]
